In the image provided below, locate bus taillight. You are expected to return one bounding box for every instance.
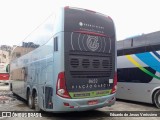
[56,72,71,99]
[64,6,70,9]
[111,72,117,94]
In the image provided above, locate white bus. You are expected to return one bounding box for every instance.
[116,31,160,108]
[10,7,117,112]
[0,63,10,85]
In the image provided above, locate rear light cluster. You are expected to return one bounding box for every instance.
[56,72,71,99]
[111,72,117,94]
[0,73,9,80]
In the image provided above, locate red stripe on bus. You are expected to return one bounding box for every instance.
[74,31,107,37]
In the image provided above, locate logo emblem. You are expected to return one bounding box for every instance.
[79,22,83,26]
[87,36,99,51]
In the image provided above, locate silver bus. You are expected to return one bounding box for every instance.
[116,31,160,108]
[10,7,117,112]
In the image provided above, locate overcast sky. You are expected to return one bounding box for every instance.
[0,0,160,46]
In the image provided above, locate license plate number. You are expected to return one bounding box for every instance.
[88,100,98,105]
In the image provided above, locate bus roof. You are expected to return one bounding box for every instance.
[117,31,160,50]
[64,6,113,21]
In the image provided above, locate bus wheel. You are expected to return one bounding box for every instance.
[34,92,41,111]
[5,83,9,85]
[153,89,160,108]
[10,83,12,91]
[28,91,34,109]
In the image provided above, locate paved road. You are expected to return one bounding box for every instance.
[0,84,159,120]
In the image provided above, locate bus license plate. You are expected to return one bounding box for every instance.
[88,100,98,105]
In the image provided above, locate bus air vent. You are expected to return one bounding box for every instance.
[102,60,111,68]
[82,59,90,68]
[92,60,100,68]
[70,71,111,78]
[70,58,79,68]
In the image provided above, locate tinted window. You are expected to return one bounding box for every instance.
[117,67,155,83]
[54,37,58,51]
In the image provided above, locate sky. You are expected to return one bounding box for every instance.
[0,0,160,46]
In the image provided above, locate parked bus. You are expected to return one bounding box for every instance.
[116,31,160,108]
[10,7,117,112]
[0,63,10,85]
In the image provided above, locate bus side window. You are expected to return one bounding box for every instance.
[117,69,126,82]
[54,37,58,51]
[117,69,122,82]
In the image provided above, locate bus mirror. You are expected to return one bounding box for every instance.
[6,64,10,73]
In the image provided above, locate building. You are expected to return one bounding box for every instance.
[10,43,37,81]
[11,42,37,61]
[0,50,9,64]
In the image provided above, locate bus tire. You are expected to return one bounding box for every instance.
[153,89,160,108]
[34,92,41,111]
[28,91,34,109]
[5,83,9,85]
[10,83,12,91]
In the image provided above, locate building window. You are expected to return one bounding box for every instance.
[3,54,6,58]
[54,37,58,51]
[16,53,21,58]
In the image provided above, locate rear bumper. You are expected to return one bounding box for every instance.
[53,93,116,112]
[0,80,10,83]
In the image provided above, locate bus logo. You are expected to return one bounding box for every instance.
[87,36,99,51]
[79,22,83,26]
